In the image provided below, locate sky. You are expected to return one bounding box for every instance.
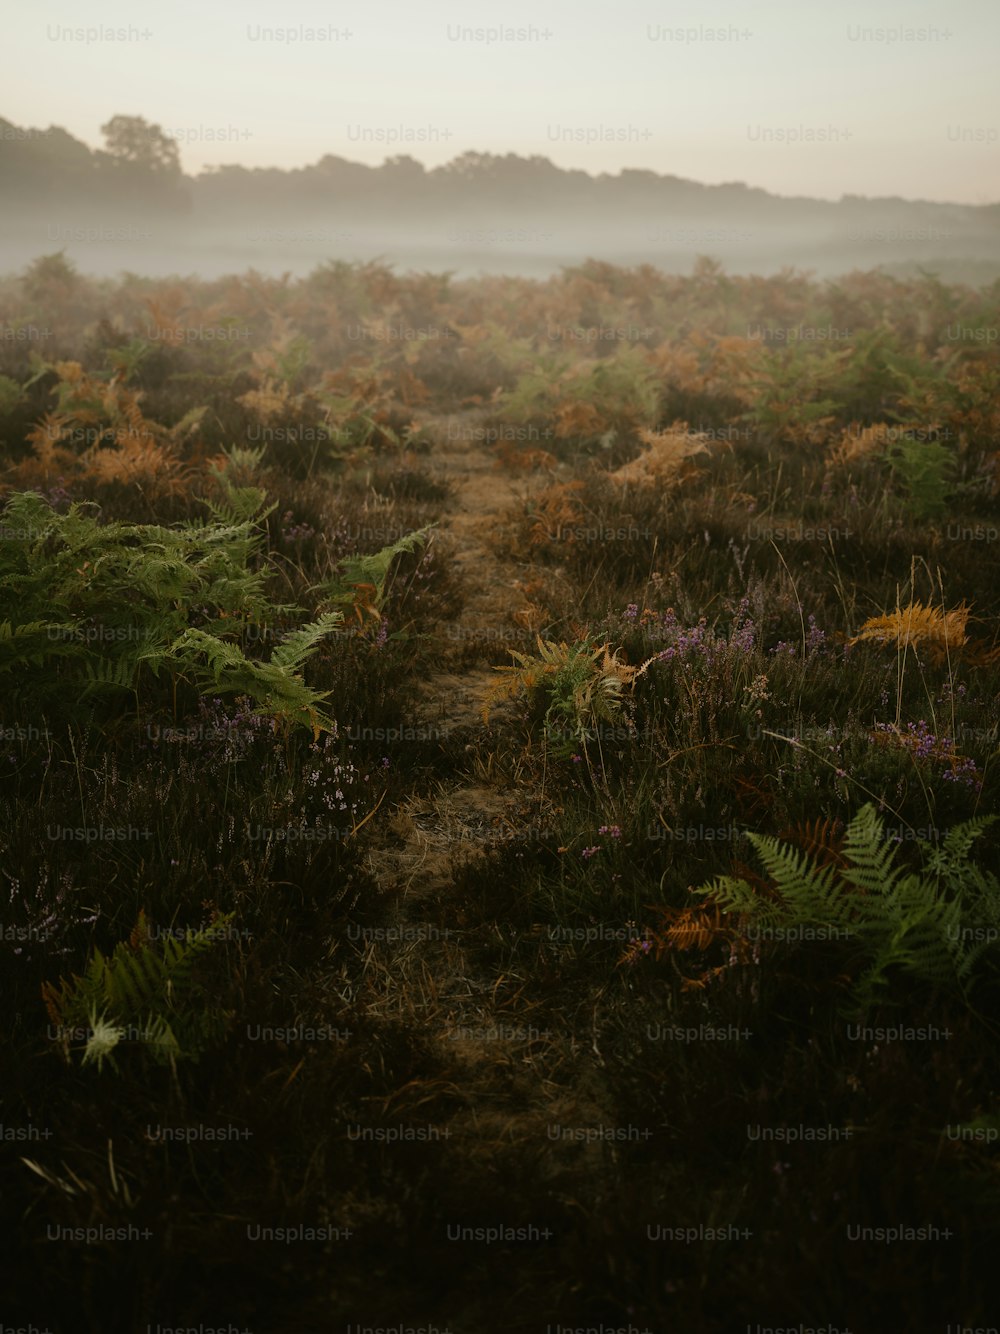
[7,0,999,203]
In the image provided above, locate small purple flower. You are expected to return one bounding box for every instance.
[805,614,827,654]
[731,623,755,652]
[943,755,982,791]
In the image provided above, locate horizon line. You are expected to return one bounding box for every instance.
[3,113,997,211]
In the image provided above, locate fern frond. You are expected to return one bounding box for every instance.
[80,1009,124,1073]
[197,489,275,527]
[691,803,1000,1014]
[839,803,908,897]
[746,831,846,923]
[775,816,846,868]
[43,912,235,1072]
[0,619,82,671]
[269,611,344,671]
[311,525,435,617]
[79,654,138,698]
[849,601,970,663]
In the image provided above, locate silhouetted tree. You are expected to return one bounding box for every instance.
[100,115,181,177]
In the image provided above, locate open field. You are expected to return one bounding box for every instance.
[2,253,1000,1331]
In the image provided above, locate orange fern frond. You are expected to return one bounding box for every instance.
[654,902,735,953]
[528,481,585,547]
[492,444,559,475]
[553,400,605,440]
[774,816,846,869]
[607,426,709,489]
[849,600,971,664]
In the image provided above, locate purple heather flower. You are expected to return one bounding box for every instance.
[805,614,827,654]
[730,621,755,653]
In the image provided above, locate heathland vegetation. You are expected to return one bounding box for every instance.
[2,251,999,1328]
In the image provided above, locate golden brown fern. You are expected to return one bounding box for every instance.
[481,634,657,727]
[849,600,971,664]
[492,444,558,475]
[528,481,585,547]
[237,377,293,424]
[607,425,709,488]
[622,900,752,990]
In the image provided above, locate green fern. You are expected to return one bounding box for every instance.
[310,524,434,619]
[43,910,234,1073]
[0,374,24,414]
[0,618,81,670]
[80,653,141,698]
[693,804,999,1013]
[269,611,345,672]
[80,1009,130,1074]
[197,486,274,528]
[883,436,956,519]
[0,490,335,732]
[144,617,341,735]
[483,634,656,756]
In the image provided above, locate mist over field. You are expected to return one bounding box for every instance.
[4,117,1000,283]
[3,0,999,284]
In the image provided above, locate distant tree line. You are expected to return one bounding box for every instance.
[2,113,997,234]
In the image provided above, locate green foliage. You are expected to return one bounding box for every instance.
[570,344,661,424]
[739,343,850,443]
[0,374,24,415]
[316,382,400,464]
[20,251,80,302]
[882,436,956,518]
[42,910,234,1073]
[275,335,313,392]
[208,442,267,488]
[202,445,273,524]
[484,634,655,755]
[502,349,573,421]
[143,616,342,736]
[0,488,339,732]
[103,337,152,384]
[503,344,660,443]
[693,804,1000,1013]
[322,405,390,458]
[311,523,435,623]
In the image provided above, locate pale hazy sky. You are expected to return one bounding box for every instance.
[7,0,999,202]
